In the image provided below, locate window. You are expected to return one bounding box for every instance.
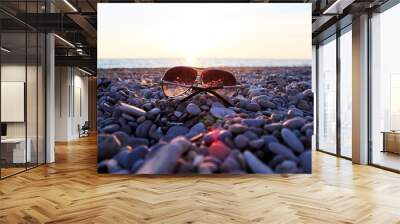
[370,3,400,171]
[317,36,337,154]
[339,28,352,158]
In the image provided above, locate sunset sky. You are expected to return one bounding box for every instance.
[98,3,311,60]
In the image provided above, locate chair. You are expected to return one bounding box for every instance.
[79,121,90,138]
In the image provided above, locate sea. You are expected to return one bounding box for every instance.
[97,58,311,69]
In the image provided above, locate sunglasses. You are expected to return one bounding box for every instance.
[161,66,241,106]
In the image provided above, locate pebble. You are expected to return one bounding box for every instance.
[299,150,312,173]
[97,67,313,174]
[174,111,183,118]
[234,134,249,149]
[264,123,284,132]
[246,102,261,112]
[244,151,274,174]
[249,139,264,149]
[228,124,247,134]
[98,134,121,160]
[137,137,191,174]
[283,117,306,129]
[119,146,148,169]
[102,124,120,133]
[118,102,146,117]
[208,141,231,161]
[186,103,201,115]
[276,160,297,173]
[281,128,304,153]
[242,119,266,127]
[268,142,298,161]
[135,120,153,138]
[210,106,236,119]
[166,126,190,140]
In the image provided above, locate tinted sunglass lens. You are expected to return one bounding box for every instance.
[201,70,237,87]
[162,67,197,97]
[201,70,238,97]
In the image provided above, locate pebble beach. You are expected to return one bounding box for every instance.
[97,66,313,174]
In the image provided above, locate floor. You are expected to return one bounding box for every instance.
[372,150,400,171]
[0,135,400,223]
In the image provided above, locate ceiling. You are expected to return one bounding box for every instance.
[0,0,391,73]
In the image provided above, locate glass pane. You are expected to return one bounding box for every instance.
[27,31,38,169]
[371,5,400,171]
[38,33,45,165]
[340,29,352,158]
[1,31,27,177]
[318,37,337,154]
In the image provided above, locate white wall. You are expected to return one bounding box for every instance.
[55,67,89,141]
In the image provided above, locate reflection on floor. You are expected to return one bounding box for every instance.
[0,163,42,178]
[373,150,400,171]
[0,135,400,223]
[0,167,25,177]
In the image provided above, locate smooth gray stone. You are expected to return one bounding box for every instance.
[287,108,304,118]
[303,89,313,97]
[113,131,130,147]
[246,102,261,112]
[128,137,149,147]
[186,103,201,115]
[118,102,146,117]
[268,142,298,161]
[264,123,284,132]
[283,117,306,129]
[192,155,204,167]
[243,130,258,140]
[210,106,236,119]
[131,159,144,173]
[98,134,121,160]
[198,163,215,174]
[268,154,287,168]
[208,141,231,160]
[148,107,161,117]
[166,126,190,140]
[121,113,135,121]
[174,111,183,118]
[276,160,297,173]
[186,122,206,138]
[299,150,312,173]
[135,120,153,138]
[221,155,241,173]
[301,122,314,132]
[252,95,276,109]
[281,128,304,153]
[228,124,247,134]
[120,146,148,169]
[189,122,206,133]
[148,125,164,140]
[203,133,214,145]
[137,137,191,174]
[271,113,282,122]
[244,150,274,174]
[136,116,146,123]
[234,134,249,149]
[249,139,264,149]
[211,102,225,108]
[102,124,120,133]
[242,119,266,127]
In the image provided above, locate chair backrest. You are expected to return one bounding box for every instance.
[82,121,90,129]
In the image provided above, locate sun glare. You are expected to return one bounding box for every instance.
[185,57,198,66]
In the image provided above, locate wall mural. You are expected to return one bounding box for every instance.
[97,3,313,175]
